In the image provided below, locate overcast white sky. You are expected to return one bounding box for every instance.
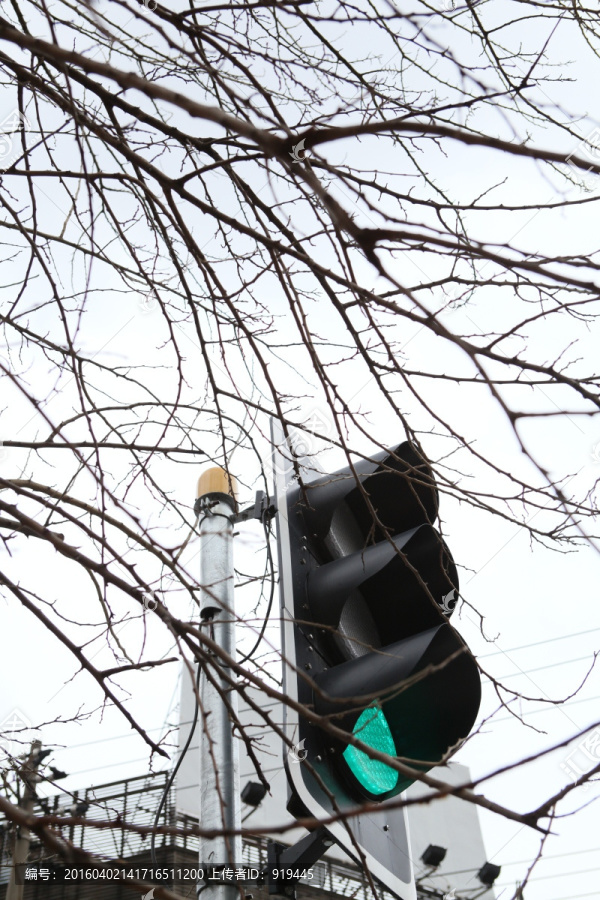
[1,2,600,899]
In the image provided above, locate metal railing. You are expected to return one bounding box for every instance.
[0,771,448,900]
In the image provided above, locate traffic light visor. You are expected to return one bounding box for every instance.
[300,441,439,553]
[316,624,481,800]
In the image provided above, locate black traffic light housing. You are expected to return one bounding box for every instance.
[272,425,481,900]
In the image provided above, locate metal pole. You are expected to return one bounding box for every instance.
[196,468,241,900]
[6,740,42,900]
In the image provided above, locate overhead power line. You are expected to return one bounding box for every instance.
[494,862,600,888]
[479,626,600,659]
[481,652,597,684]
[545,892,600,900]
[429,844,600,879]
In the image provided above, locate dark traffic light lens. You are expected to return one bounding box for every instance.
[343,706,399,795]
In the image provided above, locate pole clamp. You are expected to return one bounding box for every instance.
[265,828,333,898]
[233,490,277,525]
[194,490,276,524]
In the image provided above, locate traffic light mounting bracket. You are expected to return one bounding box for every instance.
[266,828,334,898]
[193,489,276,524]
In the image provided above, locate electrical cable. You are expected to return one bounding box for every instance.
[151,663,201,868]
[494,863,600,887]
[55,505,274,797]
[55,721,190,758]
[56,625,600,752]
[493,691,600,723]
[63,689,600,757]
[238,513,276,665]
[479,626,600,658]
[481,652,597,683]
[425,844,600,879]
[152,492,274,864]
[544,892,600,900]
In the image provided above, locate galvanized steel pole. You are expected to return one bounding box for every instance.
[196,468,241,900]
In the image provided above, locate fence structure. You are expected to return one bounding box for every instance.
[0,771,449,900]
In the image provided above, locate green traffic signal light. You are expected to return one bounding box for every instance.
[316,623,481,801]
[343,706,399,795]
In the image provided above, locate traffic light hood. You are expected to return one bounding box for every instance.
[307,523,458,657]
[313,623,481,799]
[300,441,439,553]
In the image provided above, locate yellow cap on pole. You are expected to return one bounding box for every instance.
[196,466,237,501]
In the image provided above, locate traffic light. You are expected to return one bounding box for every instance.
[272,425,481,900]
